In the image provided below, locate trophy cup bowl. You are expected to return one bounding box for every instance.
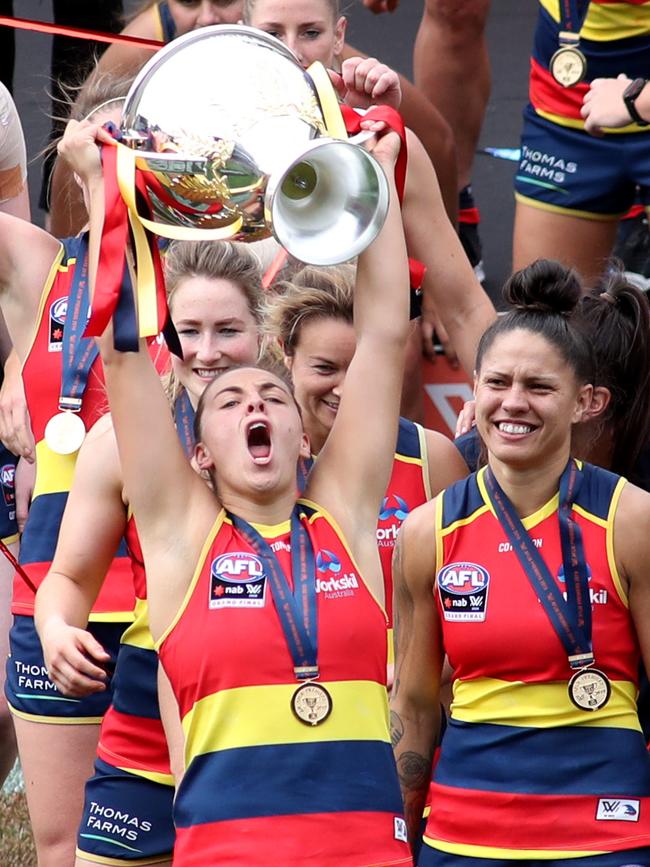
[119,25,389,265]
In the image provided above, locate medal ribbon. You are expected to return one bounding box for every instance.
[174,389,196,459]
[558,0,591,39]
[485,460,594,669]
[59,234,99,412]
[229,508,319,680]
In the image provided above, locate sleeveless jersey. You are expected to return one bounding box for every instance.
[95,514,172,784]
[378,418,430,632]
[17,239,134,619]
[152,1,177,43]
[530,0,650,131]
[158,503,412,867]
[423,462,650,858]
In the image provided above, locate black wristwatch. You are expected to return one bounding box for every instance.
[623,77,649,126]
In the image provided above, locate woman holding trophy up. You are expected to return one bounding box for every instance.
[57,61,414,865]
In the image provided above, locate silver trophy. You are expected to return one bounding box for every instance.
[119,25,389,265]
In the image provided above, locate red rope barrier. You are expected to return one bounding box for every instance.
[0,15,164,50]
[0,537,37,594]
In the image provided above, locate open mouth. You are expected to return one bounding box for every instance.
[496,421,536,436]
[322,398,339,413]
[247,421,272,463]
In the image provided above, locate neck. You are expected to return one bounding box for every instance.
[488,449,571,518]
[219,487,296,527]
[573,420,614,471]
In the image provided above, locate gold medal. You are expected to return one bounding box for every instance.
[44,411,86,455]
[291,682,332,726]
[550,45,587,88]
[568,667,611,711]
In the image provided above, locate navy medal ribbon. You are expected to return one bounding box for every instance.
[485,460,594,669]
[558,0,590,37]
[59,234,99,413]
[174,389,196,458]
[229,507,319,680]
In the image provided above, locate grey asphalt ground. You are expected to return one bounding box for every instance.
[9,1,538,300]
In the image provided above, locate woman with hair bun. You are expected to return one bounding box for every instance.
[391,258,650,863]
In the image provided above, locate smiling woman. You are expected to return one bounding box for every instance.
[391,258,650,864]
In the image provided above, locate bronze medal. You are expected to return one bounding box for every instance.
[568,667,611,711]
[291,682,332,726]
[550,45,587,88]
[44,411,86,455]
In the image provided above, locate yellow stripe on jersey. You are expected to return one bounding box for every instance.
[451,676,641,731]
[119,598,155,650]
[182,679,390,762]
[422,836,604,860]
[607,477,628,607]
[538,0,650,40]
[32,439,78,497]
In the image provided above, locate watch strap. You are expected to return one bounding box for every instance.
[623,78,649,126]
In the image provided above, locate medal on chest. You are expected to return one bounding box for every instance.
[229,508,333,726]
[46,236,97,456]
[486,461,610,712]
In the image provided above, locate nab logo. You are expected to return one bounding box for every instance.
[596,798,640,822]
[316,549,342,575]
[438,563,489,595]
[212,553,264,582]
[379,495,409,522]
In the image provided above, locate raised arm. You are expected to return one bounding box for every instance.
[390,498,443,848]
[56,121,215,552]
[307,128,409,545]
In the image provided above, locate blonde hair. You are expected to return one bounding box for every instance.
[243,0,341,23]
[164,240,265,401]
[263,263,355,355]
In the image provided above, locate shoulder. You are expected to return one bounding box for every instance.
[422,427,470,495]
[574,461,624,521]
[121,6,161,38]
[396,498,439,588]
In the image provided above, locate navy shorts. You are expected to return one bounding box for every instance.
[77,757,175,865]
[6,615,124,723]
[0,445,17,542]
[515,104,650,219]
[418,846,650,867]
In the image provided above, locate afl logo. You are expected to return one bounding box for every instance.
[0,463,15,508]
[211,552,264,583]
[437,562,489,595]
[316,549,342,574]
[379,495,409,522]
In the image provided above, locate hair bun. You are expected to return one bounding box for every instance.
[503,259,582,317]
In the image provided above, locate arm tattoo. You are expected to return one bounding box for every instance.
[390,710,405,747]
[397,750,432,793]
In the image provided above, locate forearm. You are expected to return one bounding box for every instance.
[35,570,98,639]
[391,700,440,845]
[355,154,409,344]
